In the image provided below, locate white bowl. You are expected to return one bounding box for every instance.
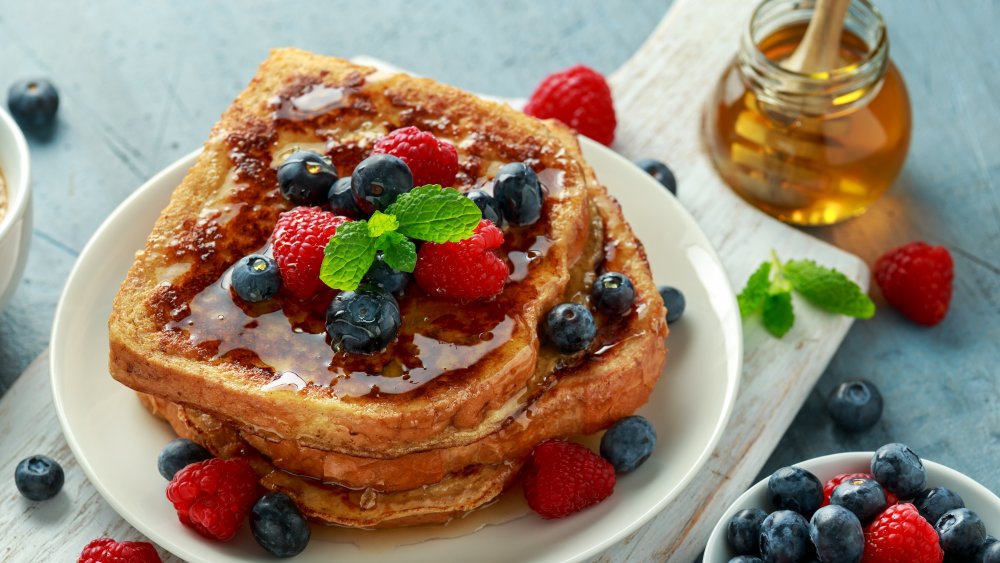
[0,108,31,310]
[704,452,1000,562]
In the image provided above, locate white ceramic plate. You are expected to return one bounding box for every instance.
[51,138,742,563]
[704,452,1000,562]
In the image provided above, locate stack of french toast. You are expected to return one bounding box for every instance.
[108,48,667,528]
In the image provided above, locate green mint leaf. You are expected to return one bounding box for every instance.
[784,259,875,319]
[320,221,377,291]
[386,185,482,243]
[367,211,399,238]
[375,231,417,273]
[737,262,772,318]
[762,291,794,338]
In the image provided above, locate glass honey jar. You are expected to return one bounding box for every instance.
[704,0,911,226]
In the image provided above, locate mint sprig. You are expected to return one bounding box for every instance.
[737,250,873,338]
[320,185,482,291]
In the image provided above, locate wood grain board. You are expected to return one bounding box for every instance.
[0,0,874,561]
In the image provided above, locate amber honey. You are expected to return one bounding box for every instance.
[706,10,911,226]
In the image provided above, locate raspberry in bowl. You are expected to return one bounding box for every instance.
[703,447,1000,562]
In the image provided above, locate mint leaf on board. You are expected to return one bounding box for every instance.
[783,259,875,319]
[375,231,418,273]
[366,210,399,238]
[320,221,377,291]
[738,262,772,317]
[386,185,482,243]
[762,291,794,338]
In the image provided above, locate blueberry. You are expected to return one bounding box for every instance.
[871,443,926,499]
[759,510,813,562]
[826,380,882,432]
[231,254,282,303]
[277,150,337,206]
[351,154,413,214]
[983,539,1000,563]
[830,477,887,524]
[327,177,364,219]
[250,492,311,557]
[728,556,763,563]
[363,254,408,295]
[937,508,987,557]
[809,504,864,563]
[634,158,676,195]
[658,286,685,324]
[914,486,965,526]
[15,455,64,501]
[591,272,636,317]
[599,415,656,473]
[326,284,401,354]
[467,189,504,227]
[493,162,544,226]
[543,302,596,354]
[157,438,212,480]
[727,507,768,555]
[7,79,59,130]
[767,466,823,516]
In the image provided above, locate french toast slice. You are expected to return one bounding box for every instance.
[109,49,600,457]
[137,181,667,526]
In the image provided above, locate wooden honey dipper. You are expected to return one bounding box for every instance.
[782,0,852,73]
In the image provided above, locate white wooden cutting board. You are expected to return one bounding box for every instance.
[0,0,867,561]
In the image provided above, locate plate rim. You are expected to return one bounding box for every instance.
[51,138,742,563]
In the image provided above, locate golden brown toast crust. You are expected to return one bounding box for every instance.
[109,49,600,457]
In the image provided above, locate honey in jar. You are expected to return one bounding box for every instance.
[705,0,911,226]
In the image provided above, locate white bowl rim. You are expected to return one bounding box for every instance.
[704,451,1000,562]
[0,107,31,242]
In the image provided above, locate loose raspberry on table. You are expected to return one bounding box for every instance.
[864,503,944,563]
[522,440,616,519]
[822,472,898,507]
[874,241,953,326]
[78,538,161,563]
[271,206,349,300]
[413,219,507,301]
[165,458,261,541]
[524,65,616,146]
[372,126,459,188]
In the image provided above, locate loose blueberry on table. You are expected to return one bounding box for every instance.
[827,379,883,432]
[7,78,59,130]
[634,158,677,195]
[15,455,64,501]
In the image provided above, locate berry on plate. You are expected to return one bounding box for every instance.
[157,438,212,480]
[830,476,888,524]
[634,158,677,195]
[413,219,507,301]
[15,454,64,501]
[827,379,883,432]
[277,150,338,206]
[759,510,812,562]
[522,440,615,519]
[809,504,864,563]
[327,176,364,219]
[936,508,987,557]
[325,284,401,354]
[863,503,943,563]
[8,78,59,130]
[363,254,408,295]
[543,302,597,354]
[250,492,311,558]
[230,254,282,303]
[165,458,261,541]
[591,272,636,317]
[874,241,953,326]
[726,507,768,555]
[871,443,926,499]
[351,153,414,214]
[524,65,616,146]
[658,285,686,324]
[372,126,459,188]
[913,486,965,526]
[767,466,823,516]
[467,189,504,228]
[271,206,349,300]
[493,162,544,227]
[599,415,656,473]
[78,538,161,563]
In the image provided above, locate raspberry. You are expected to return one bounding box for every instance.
[271,207,349,300]
[822,472,898,507]
[78,538,161,563]
[165,458,261,541]
[864,503,944,563]
[372,126,459,188]
[524,65,616,146]
[522,440,616,519]
[413,219,507,301]
[874,242,953,326]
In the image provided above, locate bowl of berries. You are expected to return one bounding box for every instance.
[704,444,1000,563]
